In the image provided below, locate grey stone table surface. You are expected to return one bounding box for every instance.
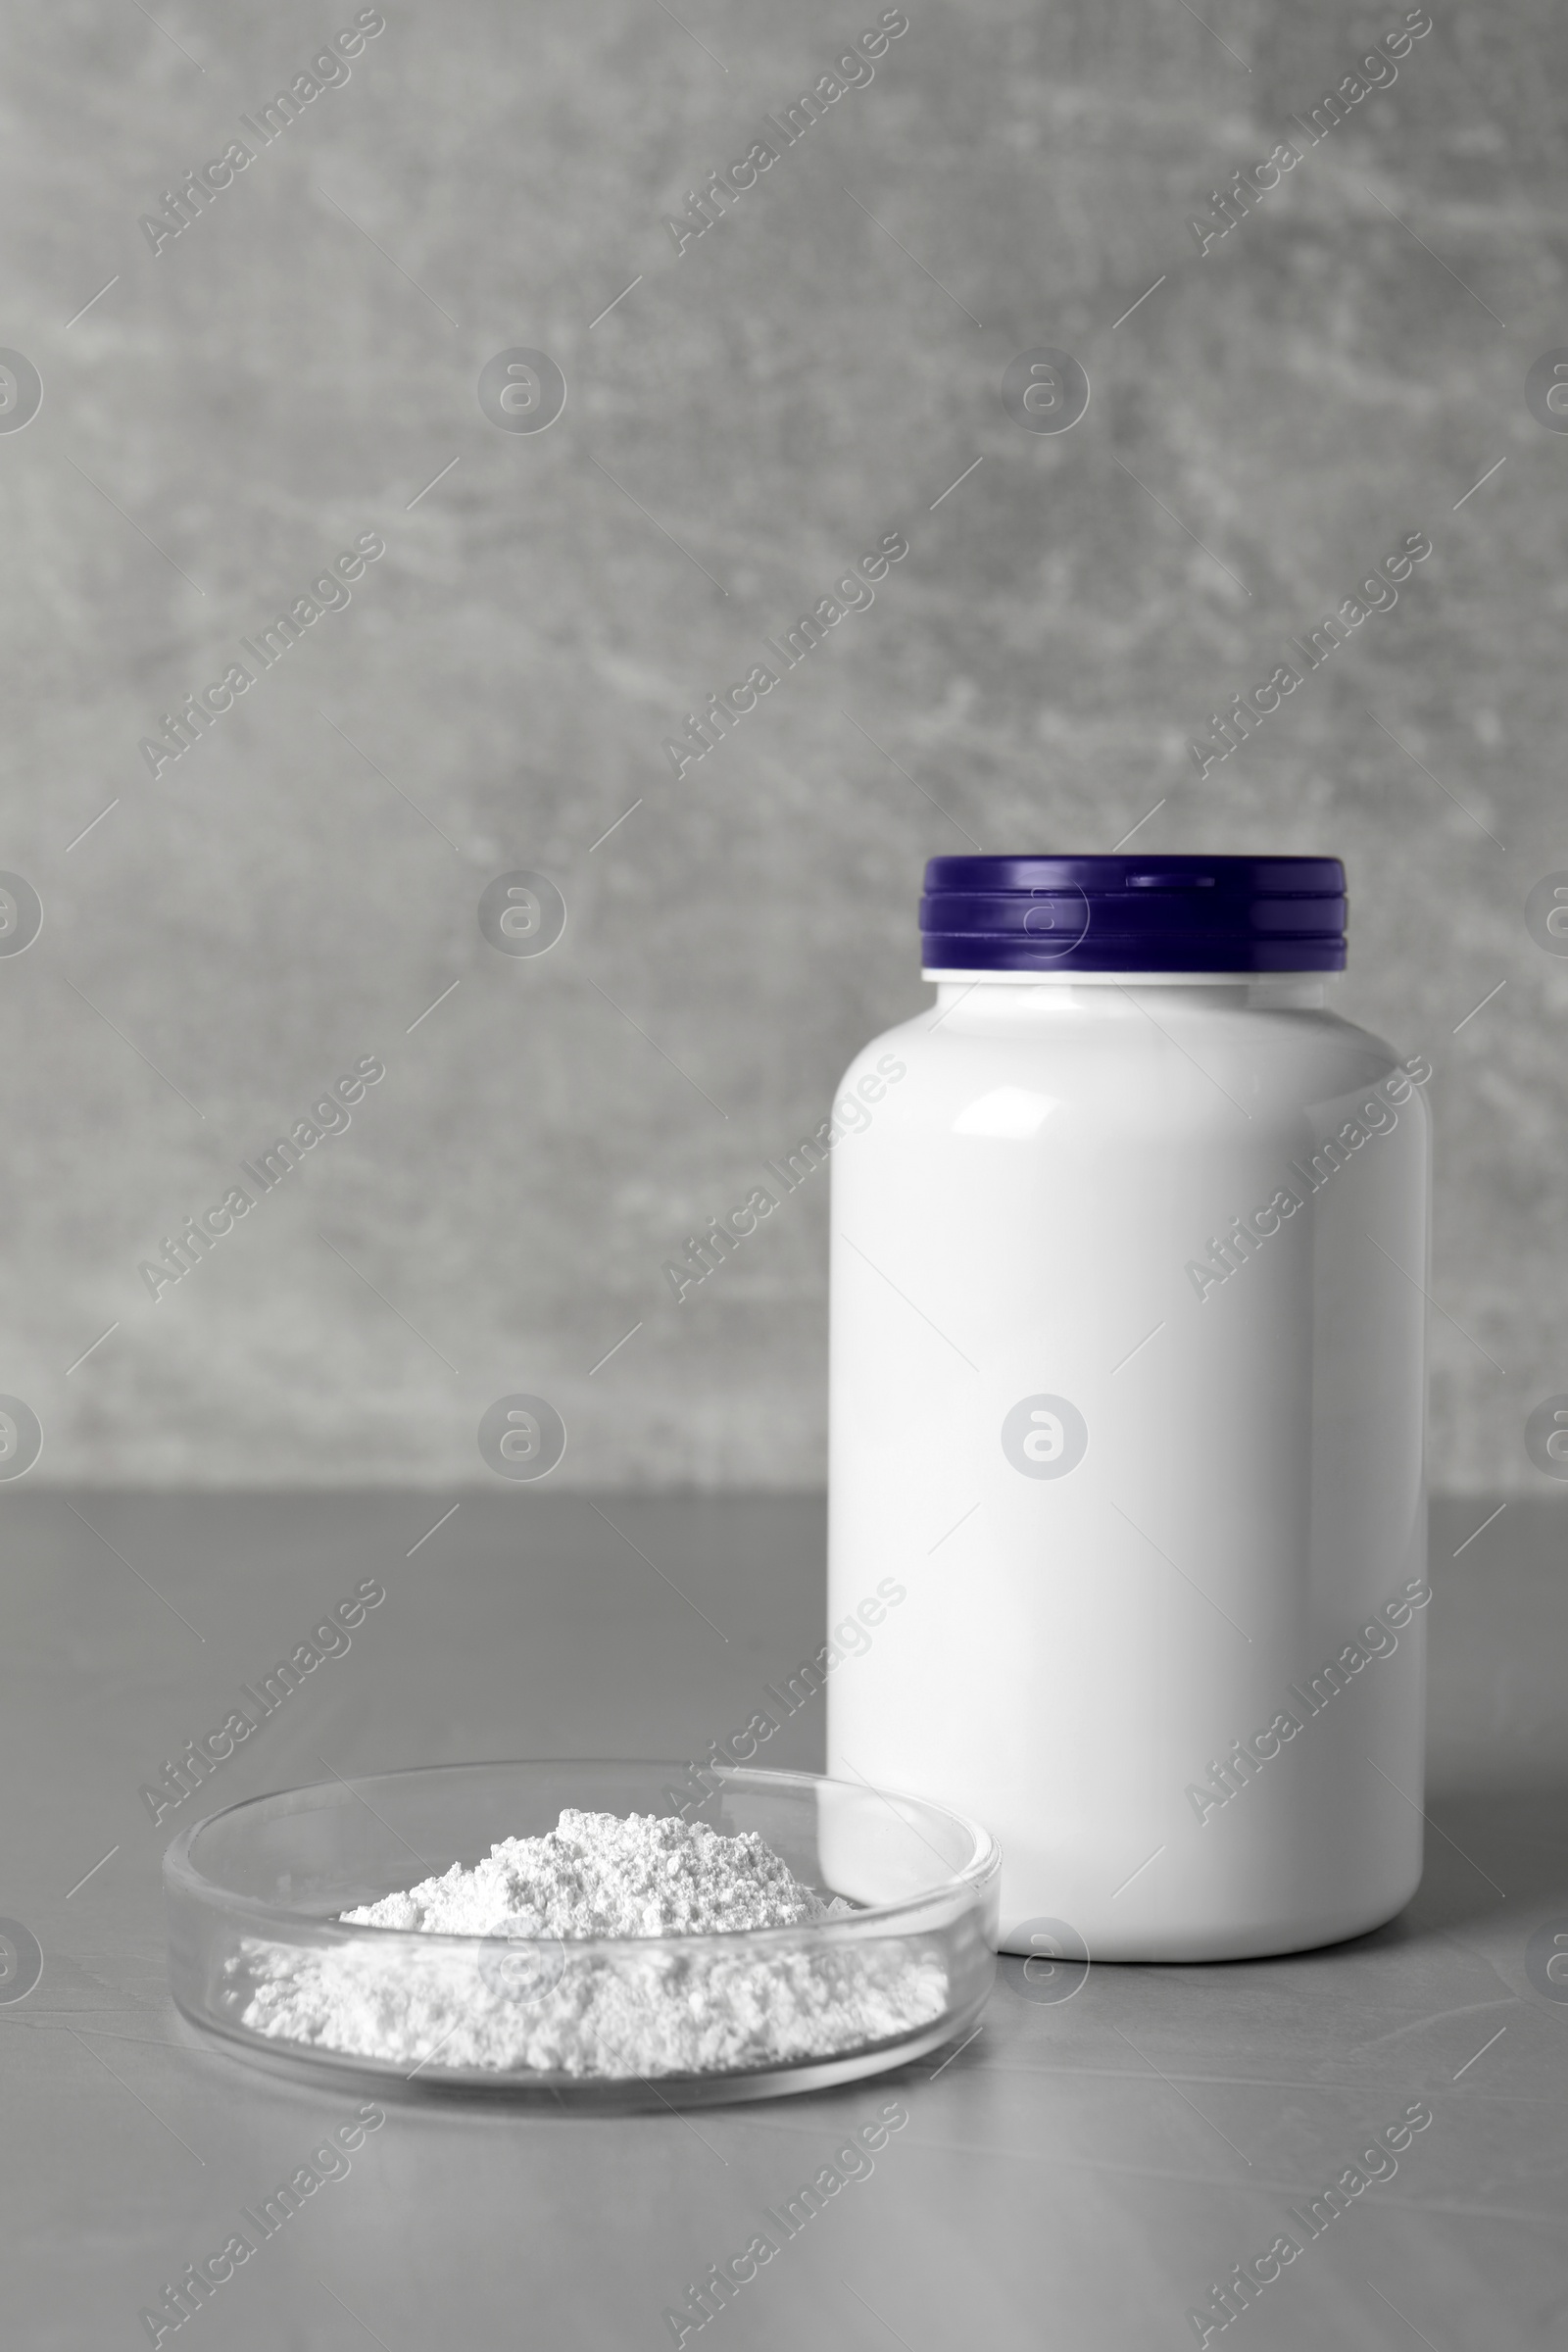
[2,1489,1565,2349]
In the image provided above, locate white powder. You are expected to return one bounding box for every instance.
[233,1809,947,2080]
[342,1808,845,1938]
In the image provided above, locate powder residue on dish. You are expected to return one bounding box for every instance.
[231,1809,948,2079]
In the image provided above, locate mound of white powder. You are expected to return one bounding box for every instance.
[232,1809,948,2079]
[341,1808,845,1938]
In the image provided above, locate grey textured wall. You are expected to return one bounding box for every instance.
[2,0,1563,1491]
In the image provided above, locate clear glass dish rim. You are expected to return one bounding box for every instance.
[163,1757,1003,1956]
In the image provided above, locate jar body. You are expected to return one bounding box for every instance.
[825,976,1431,1962]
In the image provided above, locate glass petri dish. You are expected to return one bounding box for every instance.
[165,1760,1001,2106]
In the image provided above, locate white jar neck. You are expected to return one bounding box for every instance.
[926,971,1332,1013]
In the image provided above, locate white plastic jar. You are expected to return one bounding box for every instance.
[826,857,1431,1962]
